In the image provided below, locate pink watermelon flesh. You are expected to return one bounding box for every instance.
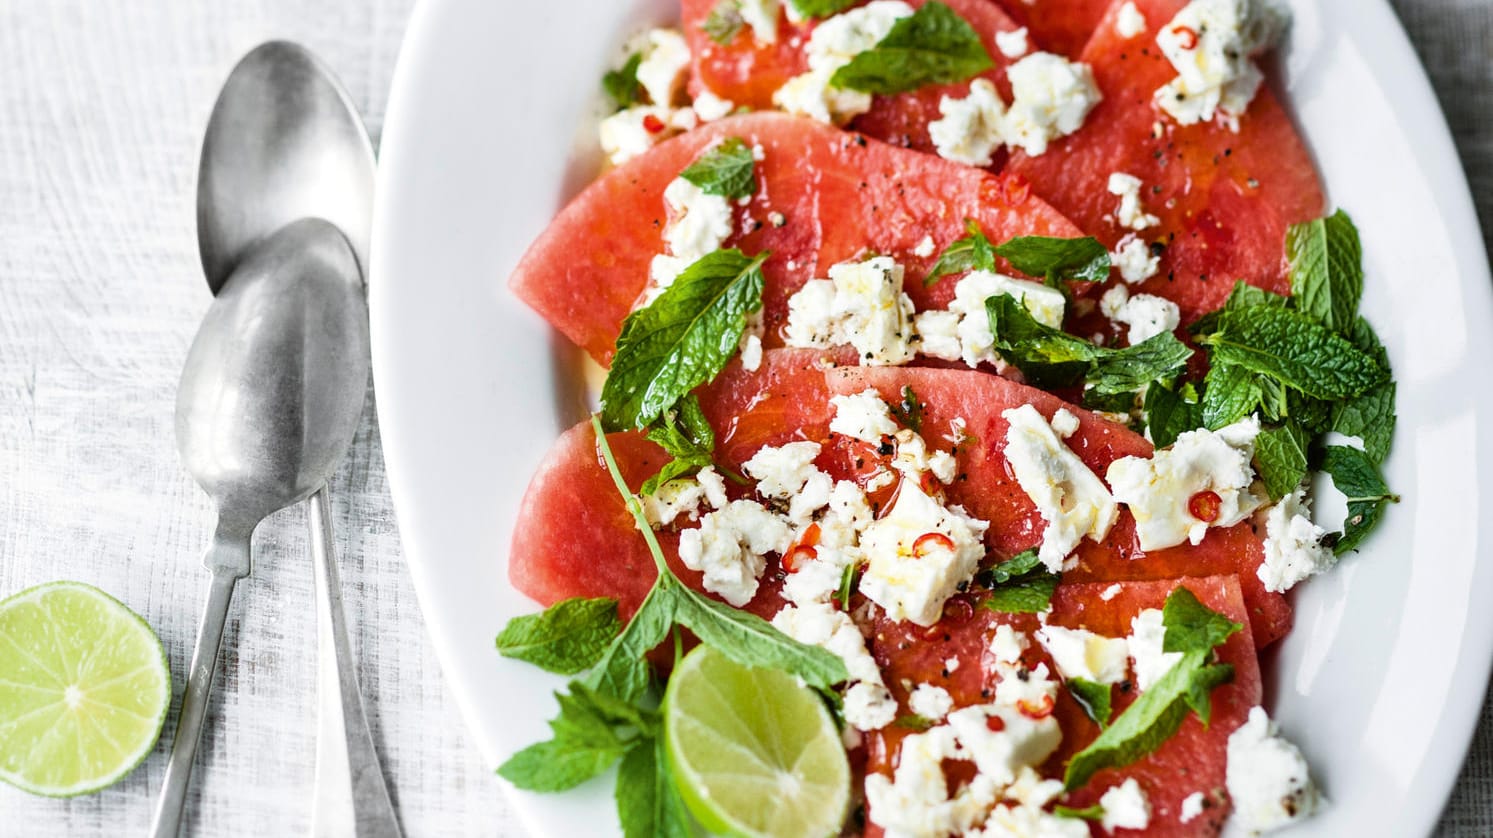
[681,0,1024,155]
[1006,0,1325,323]
[509,112,1082,366]
[863,575,1258,837]
[826,364,1291,648]
[989,0,1115,58]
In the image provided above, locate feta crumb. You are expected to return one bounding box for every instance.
[946,701,1061,787]
[859,481,989,625]
[743,441,824,499]
[928,450,959,484]
[929,78,1009,167]
[995,26,1031,59]
[1100,285,1181,344]
[864,726,995,836]
[1180,791,1207,823]
[663,176,734,262]
[913,234,937,258]
[697,466,729,509]
[1050,408,1081,438]
[1127,608,1183,691]
[1100,583,1122,601]
[642,477,706,527]
[773,1,915,124]
[773,602,897,729]
[678,500,792,605]
[739,332,764,371]
[598,106,696,166]
[990,624,1030,664]
[1004,52,1103,156]
[738,0,781,44]
[635,29,691,107]
[1002,404,1119,572]
[1036,624,1130,685]
[909,684,955,721]
[692,88,737,122]
[1226,706,1322,833]
[784,256,918,365]
[975,803,1089,837]
[914,270,1067,368]
[1258,485,1335,593]
[1112,235,1160,284]
[944,655,961,673]
[1107,172,1161,231]
[829,388,900,444]
[1100,778,1152,832]
[1115,1,1148,38]
[1155,0,1290,127]
[1107,416,1266,551]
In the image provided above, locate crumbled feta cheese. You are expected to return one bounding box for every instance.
[946,701,1061,787]
[1050,408,1081,438]
[692,88,737,122]
[995,26,1031,59]
[1155,0,1290,127]
[929,81,1008,167]
[929,450,959,484]
[739,332,764,371]
[913,234,937,258]
[1036,624,1130,685]
[1002,405,1119,572]
[744,441,824,498]
[773,1,915,124]
[1258,485,1335,592]
[1112,235,1160,284]
[1100,285,1180,344]
[1127,608,1183,691]
[1180,791,1207,823]
[1100,778,1152,832]
[859,481,989,625]
[642,477,706,527]
[1100,583,1122,601]
[697,465,729,509]
[1226,706,1322,834]
[738,0,781,44]
[993,661,1060,714]
[678,500,792,606]
[635,29,691,107]
[990,624,1030,664]
[975,803,1089,838]
[1004,52,1103,156]
[865,726,997,837]
[1107,417,1266,550]
[663,176,735,264]
[914,270,1067,368]
[829,388,900,444]
[1107,172,1161,231]
[598,106,697,166]
[944,656,961,673]
[773,601,897,729]
[910,684,955,721]
[784,256,917,365]
[1115,1,1148,38]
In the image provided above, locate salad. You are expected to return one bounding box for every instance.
[493,0,1398,835]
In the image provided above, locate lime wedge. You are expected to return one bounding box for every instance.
[663,645,849,838]
[0,581,171,796]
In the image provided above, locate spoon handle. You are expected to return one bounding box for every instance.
[151,531,249,838]
[309,487,403,837]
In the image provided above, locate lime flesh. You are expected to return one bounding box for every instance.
[0,581,171,796]
[663,645,849,838]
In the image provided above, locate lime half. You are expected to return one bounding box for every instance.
[663,645,849,838]
[0,581,171,796]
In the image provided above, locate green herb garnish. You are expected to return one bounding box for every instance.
[830,2,993,95]
[680,137,758,200]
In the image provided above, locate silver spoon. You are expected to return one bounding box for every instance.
[157,218,375,836]
[181,41,399,837]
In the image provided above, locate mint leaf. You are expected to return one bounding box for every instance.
[616,735,691,838]
[702,1,746,45]
[1190,280,1288,337]
[497,597,623,675]
[680,137,758,199]
[924,219,996,287]
[1200,362,1261,430]
[1332,317,1395,463]
[1320,445,1398,554]
[985,295,1189,394]
[1054,804,1106,821]
[1161,587,1242,654]
[601,250,768,431]
[1143,381,1203,449]
[978,550,1058,614]
[1064,587,1239,790]
[830,2,994,94]
[603,53,644,111]
[1087,333,1193,396]
[498,685,649,791]
[1067,678,1113,728]
[891,385,925,433]
[788,0,858,18]
[1201,304,1386,401]
[895,714,936,732]
[982,548,1042,585]
[837,563,859,612]
[1253,421,1309,502]
[642,395,717,496]
[993,236,1111,285]
[583,579,679,703]
[673,587,849,690]
[1288,209,1363,334]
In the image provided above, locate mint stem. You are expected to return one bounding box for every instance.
[592,414,674,578]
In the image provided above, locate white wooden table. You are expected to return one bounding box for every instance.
[0,1,1487,835]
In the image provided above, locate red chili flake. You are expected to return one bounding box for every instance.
[1172,25,1199,50]
[912,532,956,558]
[800,522,822,548]
[1189,490,1223,523]
[985,714,1007,733]
[782,544,817,574]
[1017,694,1056,720]
[918,471,941,495]
[642,113,667,134]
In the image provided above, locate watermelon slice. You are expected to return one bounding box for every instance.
[680,0,1025,154]
[1005,0,1324,321]
[989,0,1115,58]
[826,364,1291,647]
[509,112,1082,366]
[863,575,1258,837]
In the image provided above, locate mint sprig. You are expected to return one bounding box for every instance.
[496,597,623,675]
[1253,421,1309,503]
[1319,445,1399,555]
[1142,381,1202,449]
[641,395,717,496]
[977,549,1059,614]
[788,0,858,18]
[616,734,692,838]
[702,0,746,45]
[601,249,768,431]
[680,137,758,200]
[830,2,993,95]
[1199,304,1386,402]
[1063,587,1239,790]
[924,219,996,287]
[603,53,644,111]
[985,294,1191,393]
[994,236,1111,287]
[1067,678,1113,728]
[1288,209,1363,334]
